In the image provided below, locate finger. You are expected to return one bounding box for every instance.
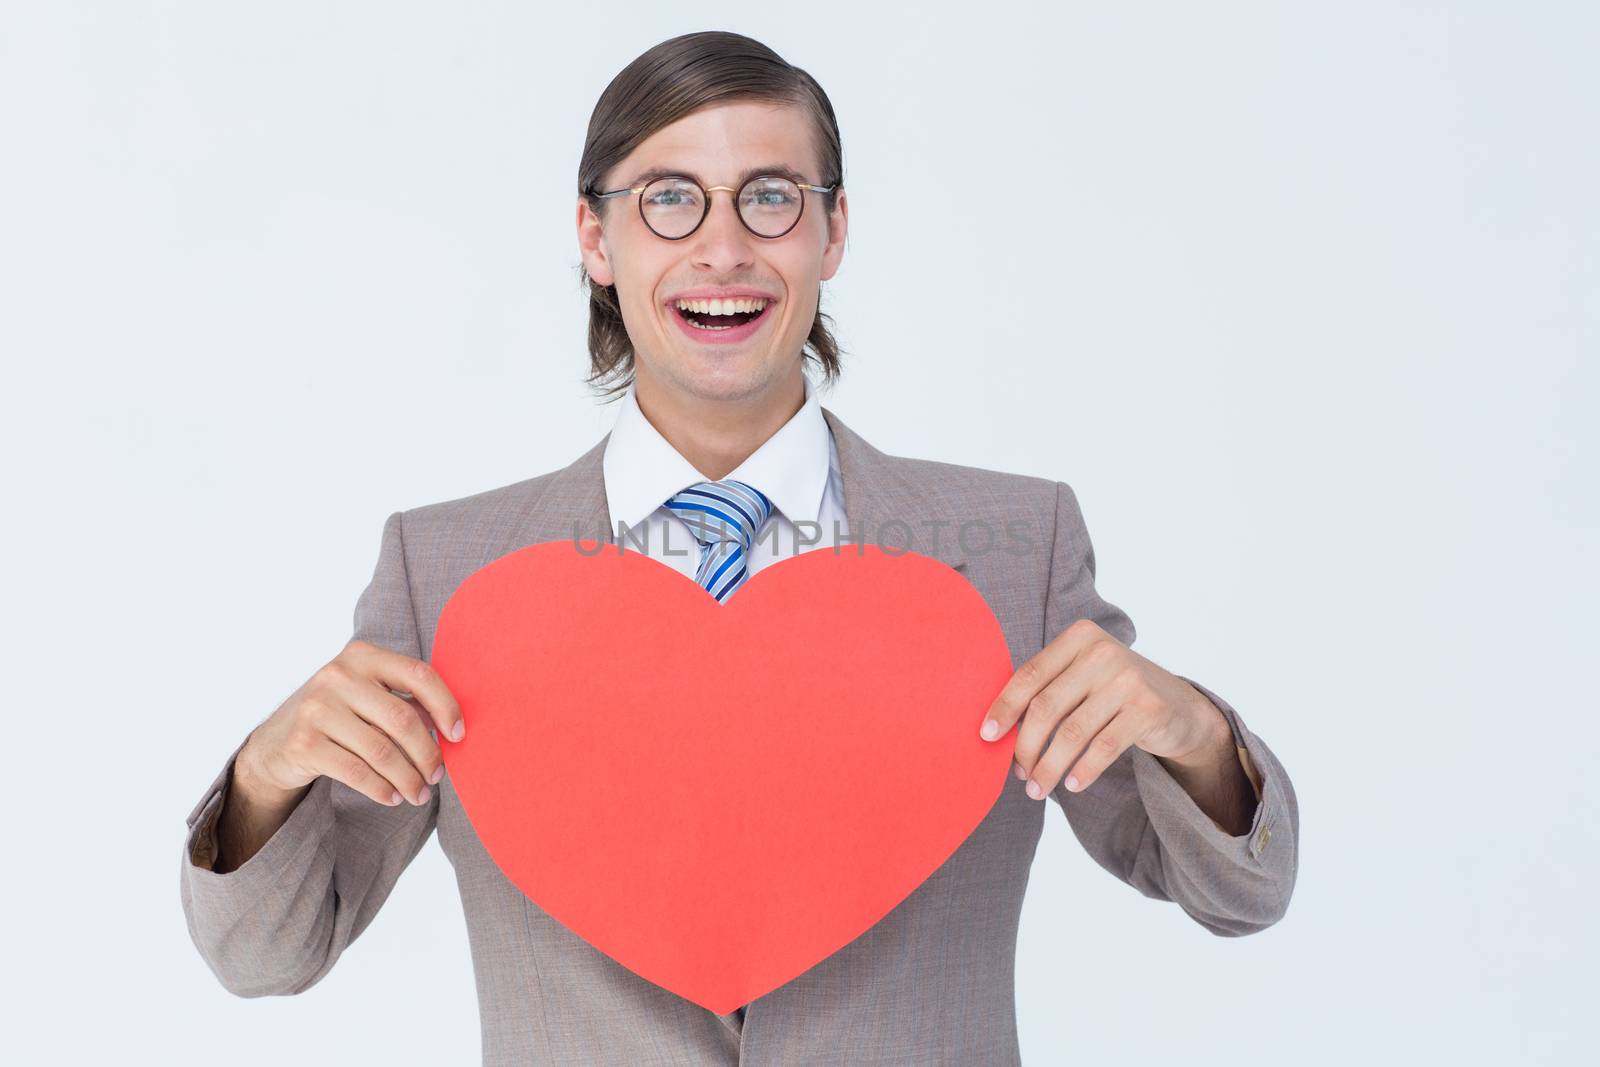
[344,680,445,795]
[315,658,442,791]
[394,693,437,740]
[1061,715,1142,794]
[1023,683,1123,799]
[979,618,1104,741]
[320,700,434,806]
[303,734,408,808]
[347,640,465,743]
[1011,666,1094,777]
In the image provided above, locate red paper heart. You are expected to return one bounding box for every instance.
[431,541,1016,1015]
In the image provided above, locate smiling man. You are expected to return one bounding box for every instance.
[180,30,1299,1067]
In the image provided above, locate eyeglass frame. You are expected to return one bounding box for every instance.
[587,172,838,241]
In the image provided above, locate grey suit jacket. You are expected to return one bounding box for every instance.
[180,406,1299,1065]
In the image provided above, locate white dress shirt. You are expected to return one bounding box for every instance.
[602,374,850,584]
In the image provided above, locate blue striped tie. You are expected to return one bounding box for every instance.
[663,478,774,602]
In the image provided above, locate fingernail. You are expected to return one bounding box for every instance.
[429,765,445,784]
[451,721,465,742]
[980,719,1001,741]
[389,791,403,805]
[415,785,431,805]
[1065,775,1080,791]
[1025,780,1043,799]
[1013,763,1026,780]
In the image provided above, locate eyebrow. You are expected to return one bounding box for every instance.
[622,163,811,188]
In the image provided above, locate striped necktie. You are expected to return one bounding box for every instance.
[663,478,774,602]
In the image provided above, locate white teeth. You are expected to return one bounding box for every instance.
[674,297,769,316]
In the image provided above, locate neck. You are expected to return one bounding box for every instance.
[632,367,805,481]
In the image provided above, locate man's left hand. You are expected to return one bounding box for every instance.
[978,618,1233,798]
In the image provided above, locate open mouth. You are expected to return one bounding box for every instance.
[671,298,774,333]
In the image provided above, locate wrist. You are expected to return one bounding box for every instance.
[233,736,310,813]
[1165,695,1235,771]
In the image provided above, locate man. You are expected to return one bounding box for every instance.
[181,30,1298,1066]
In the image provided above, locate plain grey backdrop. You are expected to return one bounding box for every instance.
[2,3,1594,1064]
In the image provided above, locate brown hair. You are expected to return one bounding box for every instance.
[577,31,846,400]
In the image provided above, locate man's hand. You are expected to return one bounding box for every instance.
[978,619,1233,798]
[208,640,464,873]
[238,638,465,809]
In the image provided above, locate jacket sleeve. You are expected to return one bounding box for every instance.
[1042,480,1299,936]
[178,511,442,995]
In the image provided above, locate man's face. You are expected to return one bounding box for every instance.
[577,100,848,406]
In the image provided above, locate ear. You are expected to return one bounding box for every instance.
[576,197,616,287]
[818,187,848,283]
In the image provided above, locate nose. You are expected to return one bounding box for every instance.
[687,189,756,274]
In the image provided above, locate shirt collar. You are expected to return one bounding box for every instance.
[603,374,836,533]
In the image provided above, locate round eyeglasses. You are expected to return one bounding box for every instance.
[589,174,837,240]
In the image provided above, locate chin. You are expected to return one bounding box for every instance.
[673,358,778,402]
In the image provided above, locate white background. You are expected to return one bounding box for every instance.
[3,3,1595,1064]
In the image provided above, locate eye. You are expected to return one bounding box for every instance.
[647,188,692,207]
[745,180,800,209]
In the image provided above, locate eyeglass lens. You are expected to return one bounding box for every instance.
[640,176,805,239]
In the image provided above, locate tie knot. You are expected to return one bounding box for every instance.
[663,478,774,554]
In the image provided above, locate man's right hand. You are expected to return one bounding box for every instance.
[208,641,463,873]
[237,639,466,811]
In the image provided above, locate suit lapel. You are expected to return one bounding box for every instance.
[495,432,614,562]
[822,405,968,573]
[504,404,967,574]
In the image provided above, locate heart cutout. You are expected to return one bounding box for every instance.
[431,540,1016,1015]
